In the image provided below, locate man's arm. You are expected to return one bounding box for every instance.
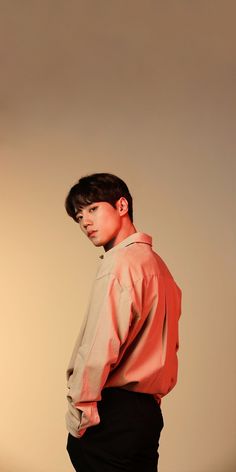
[66,273,133,437]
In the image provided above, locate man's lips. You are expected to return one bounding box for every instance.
[87,231,97,237]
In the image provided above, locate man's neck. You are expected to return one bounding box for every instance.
[103,224,137,252]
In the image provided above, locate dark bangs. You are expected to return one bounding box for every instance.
[65,186,117,221]
[65,173,133,222]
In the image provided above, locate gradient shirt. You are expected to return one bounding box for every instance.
[66,232,182,437]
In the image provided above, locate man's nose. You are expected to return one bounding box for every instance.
[82,215,92,229]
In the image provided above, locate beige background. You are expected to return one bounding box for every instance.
[1,1,235,471]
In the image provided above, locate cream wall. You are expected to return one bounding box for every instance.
[1,1,235,471]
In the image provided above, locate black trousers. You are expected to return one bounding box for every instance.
[67,387,164,472]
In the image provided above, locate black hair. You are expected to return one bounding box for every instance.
[65,173,133,222]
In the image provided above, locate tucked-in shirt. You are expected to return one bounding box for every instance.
[66,232,181,437]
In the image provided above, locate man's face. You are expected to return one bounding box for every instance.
[75,200,123,251]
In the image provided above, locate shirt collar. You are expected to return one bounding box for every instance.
[99,232,152,259]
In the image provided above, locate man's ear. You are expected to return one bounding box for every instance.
[117,197,129,216]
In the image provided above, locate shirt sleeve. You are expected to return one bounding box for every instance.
[66,273,133,437]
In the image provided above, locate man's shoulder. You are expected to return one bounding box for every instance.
[98,240,169,288]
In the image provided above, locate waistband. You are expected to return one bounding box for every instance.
[101,387,154,401]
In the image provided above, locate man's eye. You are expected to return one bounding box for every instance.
[77,215,83,221]
[90,206,97,213]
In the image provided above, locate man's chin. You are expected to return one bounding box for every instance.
[91,240,103,247]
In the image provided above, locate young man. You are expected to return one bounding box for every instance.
[65,173,181,472]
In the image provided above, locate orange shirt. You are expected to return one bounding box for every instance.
[66,232,181,437]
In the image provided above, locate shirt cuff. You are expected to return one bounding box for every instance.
[66,400,100,438]
[75,401,100,430]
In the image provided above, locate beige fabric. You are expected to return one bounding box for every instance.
[66,232,181,437]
